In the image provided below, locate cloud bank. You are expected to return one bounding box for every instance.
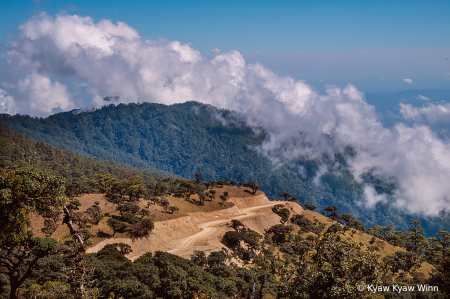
[2,13,450,216]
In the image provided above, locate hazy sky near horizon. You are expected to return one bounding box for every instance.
[1,0,449,93]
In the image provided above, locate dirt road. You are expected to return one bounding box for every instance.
[87,198,302,261]
[167,202,279,258]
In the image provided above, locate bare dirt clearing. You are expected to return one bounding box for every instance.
[86,194,298,261]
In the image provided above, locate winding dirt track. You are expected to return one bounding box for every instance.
[167,202,279,258]
[87,197,298,261]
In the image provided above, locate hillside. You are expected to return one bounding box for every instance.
[4,166,448,299]
[29,185,434,277]
[0,122,169,188]
[2,102,450,236]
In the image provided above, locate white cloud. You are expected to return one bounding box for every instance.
[363,185,387,207]
[0,89,16,115]
[400,102,450,124]
[417,95,430,101]
[17,72,74,117]
[3,13,450,216]
[403,78,413,84]
[1,83,16,88]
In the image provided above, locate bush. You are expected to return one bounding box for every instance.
[119,212,141,224]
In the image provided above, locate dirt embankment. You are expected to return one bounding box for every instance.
[228,193,271,209]
[87,196,304,261]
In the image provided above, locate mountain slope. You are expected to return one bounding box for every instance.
[0,122,167,185]
[1,102,450,235]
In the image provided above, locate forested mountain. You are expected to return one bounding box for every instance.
[0,122,167,188]
[1,102,449,235]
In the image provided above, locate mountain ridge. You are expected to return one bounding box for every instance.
[1,101,450,235]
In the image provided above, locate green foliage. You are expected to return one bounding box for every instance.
[160,198,170,213]
[303,203,317,211]
[0,167,65,246]
[0,167,66,299]
[107,218,128,236]
[116,202,140,215]
[169,206,180,214]
[0,123,166,197]
[244,181,259,195]
[119,212,141,224]
[279,233,387,299]
[230,219,244,232]
[326,223,342,234]
[272,204,291,224]
[290,214,321,234]
[267,224,294,245]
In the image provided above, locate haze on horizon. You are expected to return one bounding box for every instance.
[1,1,450,218]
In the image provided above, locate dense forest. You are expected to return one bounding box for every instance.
[1,167,449,299]
[1,102,450,235]
[0,123,168,192]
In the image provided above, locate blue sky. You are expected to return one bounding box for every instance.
[1,0,450,92]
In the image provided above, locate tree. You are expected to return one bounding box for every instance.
[178,181,201,198]
[117,202,140,215]
[169,206,179,214]
[194,173,204,184]
[191,250,207,267]
[139,209,151,219]
[197,191,207,205]
[322,205,339,220]
[208,190,216,200]
[161,199,170,213]
[219,191,229,204]
[231,219,244,232]
[0,167,66,299]
[279,192,293,201]
[272,204,291,224]
[279,233,387,299]
[267,224,294,245]
[126,178,147,202]
[223,231,243,249]
[303,203,317,211]
[128,218,154,240]
[107,218,128,236]
[407,220,428,253]
[326,223,342,234]
[94,173,119,195]
[244,181,259,195]
[66,199,82,211]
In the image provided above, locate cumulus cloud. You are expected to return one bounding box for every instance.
[0,89,16,115]
[403,78,413,84]
[400,102,450,124]
[17,72,75,117]
[3,12,450,215]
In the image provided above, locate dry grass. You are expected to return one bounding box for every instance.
[29,188,434,278]
[30,186,245,244]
